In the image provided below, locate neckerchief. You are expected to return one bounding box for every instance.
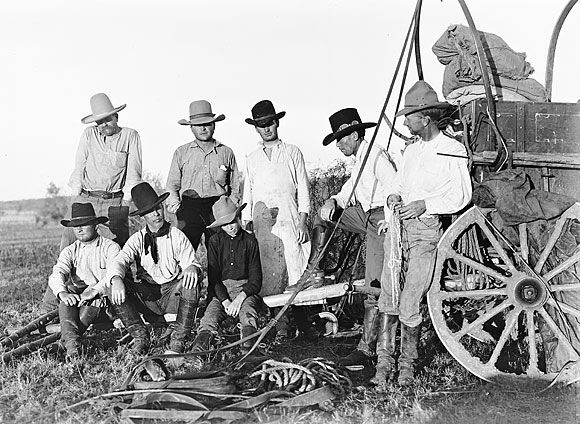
[144,221,170,264]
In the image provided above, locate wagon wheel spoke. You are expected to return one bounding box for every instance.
[518,223,530,264]
[542,246,580,282]
[454,300,511,339]
[449,250,509,283]
[476,214,518,274]
[538,307,580,361]
[546,297,580,321]
[487,307,521,367]
[549,283,580,294]
[439,288,507,300]
[526,310,540,374]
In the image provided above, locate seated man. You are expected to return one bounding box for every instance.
[190,196,263,369]
[106,182,202,355]
[48,203,123,357]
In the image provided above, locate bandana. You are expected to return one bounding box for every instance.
[144,221,171,264]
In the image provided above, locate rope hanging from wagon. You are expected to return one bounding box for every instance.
[387,204,403,309]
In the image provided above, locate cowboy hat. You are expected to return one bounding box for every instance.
[395,81,450,117]
[61,203,109,227]
[130,182,170,217]
[245,100,286,126]
[178,100,225,126]
[207,196,247,229]
[81,93,126,124]
[322,108,377,146]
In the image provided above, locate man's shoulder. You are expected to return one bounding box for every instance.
[120,127,139,136]
[436,133,467,155]
[282,142,305,156]
[99,236,121,250]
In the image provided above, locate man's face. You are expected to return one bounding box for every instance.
[95,114,120,137]
[221,218,241,238]
[143,205,165,230]
[190,123,215,142]
[403,112,428,136]
[336,132,359,157]
[73,224,98,243]
[255,120,279,142]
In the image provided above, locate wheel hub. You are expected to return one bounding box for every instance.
[509,275,548,309]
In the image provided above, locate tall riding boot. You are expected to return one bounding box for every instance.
[297,225,332,288]
[240,325,258,355]
[110,302,150,355]
[169,297,198,353]
[59,303,82,357]
[370,314,399,385]
[190,330,214,370]
[339,306,379,367]
[398,324,420,386]
[79,305,101,329]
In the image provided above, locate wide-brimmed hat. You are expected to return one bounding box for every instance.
[395,81,450,117]
[130,182,170,217]
[245,100,286,126]
[61,203,108,227]
[178,100,225,126]
[322,108,377,146]
[207,196,247,229]
[81,93,126,124]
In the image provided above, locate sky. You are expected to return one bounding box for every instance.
[0,0,578,201]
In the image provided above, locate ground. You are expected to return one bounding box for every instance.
[0,224,578,423]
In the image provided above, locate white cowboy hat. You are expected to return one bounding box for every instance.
[81,93,126,124]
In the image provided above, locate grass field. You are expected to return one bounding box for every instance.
[0,223,578,423]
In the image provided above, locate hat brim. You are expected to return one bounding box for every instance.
[207,203,247,229]
[178,114,226,126]
[245,111,286,126]
[60,216,109,228]
[322,122,377,146]
[394,102,450,118]
[130,192,170,217]
[81,104,127,124]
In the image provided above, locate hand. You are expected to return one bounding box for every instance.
[377,219,388,235]
[59,292,80,306]
[79,287,99,305]
[225,292,247,317]
[167,202,181,215]
[387,194,402,209]
[297,221,309,243]
[182,265,199,290]
[319,198,337,222]
[399,200,426,220]
[111,277,126,305]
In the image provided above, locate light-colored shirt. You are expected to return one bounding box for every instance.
[332,139,397,212]
[69,126,143,200]
[48,235,121,297]
[242,140,310,222]
[394,132,472,216]
[166,139,241,207]
[107,225,201,285]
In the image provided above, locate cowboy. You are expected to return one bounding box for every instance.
[242,100,316,342]
[47,203,122,357]
[106,182,203,355]
[166,100,241,249]
[371,81,472,386]
[189,196,263,369]
[300,107,398,369]
[41,93,142,313]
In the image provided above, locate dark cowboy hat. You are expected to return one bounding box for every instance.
[61,203,108,227]
[178,100,225,126]
[322,108,377,146]
[81,93,126,124]
[207,196,247,229]
[395,80,450,117]
[130,182,170,217]
[245,100,286,126]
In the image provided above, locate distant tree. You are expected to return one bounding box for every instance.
[39,182,68,226]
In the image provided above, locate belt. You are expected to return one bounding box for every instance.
[81,189,123,199]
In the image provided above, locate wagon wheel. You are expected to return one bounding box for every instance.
[427,204,580,386]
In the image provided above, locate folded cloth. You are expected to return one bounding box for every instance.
[446,84,529,105]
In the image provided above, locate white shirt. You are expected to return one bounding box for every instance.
[48,235,120,296]
[107,225,201,285]
[394,132,472,216]
[332,139,397,212]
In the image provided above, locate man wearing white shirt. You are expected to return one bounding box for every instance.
[301,107,397,368]
[372,81,472,386]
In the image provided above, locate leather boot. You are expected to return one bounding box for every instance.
[59,303,82,357]
[398,324,420,386]
[169,297,198,353]
[110,302,150,355]
[240,325,268,363]
[295,225,331,289]
[370,314,399,385]
[339,306,379,368]
[79,305,101,328]
[190,330,214,370]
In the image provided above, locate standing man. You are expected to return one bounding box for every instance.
[166,100,240,249]
[242,100,314,342]
[300,107,398,368]
[41,92,142,313]
[372,81,472,386]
